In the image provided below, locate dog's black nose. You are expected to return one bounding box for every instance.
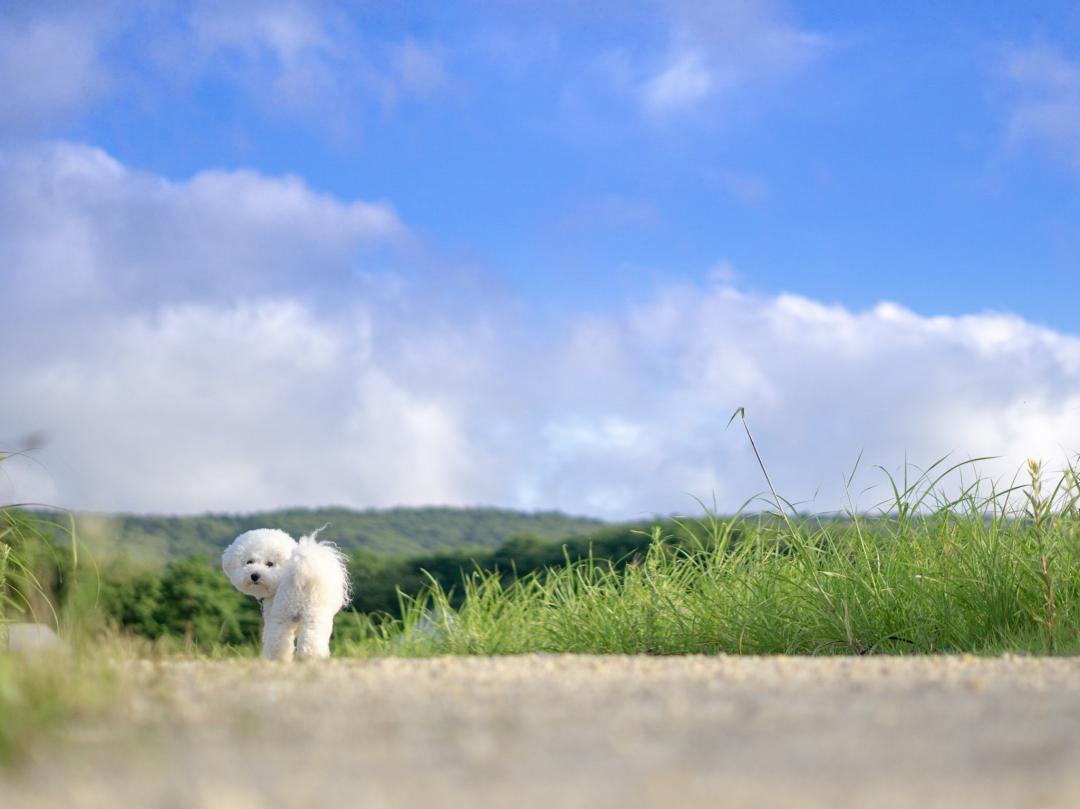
[250,572,261,583]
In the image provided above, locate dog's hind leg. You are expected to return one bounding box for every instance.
[295,609,335,660]
[263,616,298,662]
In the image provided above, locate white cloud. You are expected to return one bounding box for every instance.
[0,141,406,315]
[0,7,112,132]
[1003,44,1080,168]
[0,141,486,513]
[3,299,492,512]
[3,143,1080,519]
[643,51,714,113]
[707,260,739,285]
[640,0,826,116]
[0,2,449,138]
[389,40,448,98]
[187,2,349,118]
[0,1,818,139]
[193,3,333,61]
[184,3,448,126]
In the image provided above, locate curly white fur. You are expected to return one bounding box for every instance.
[222,526,351,662]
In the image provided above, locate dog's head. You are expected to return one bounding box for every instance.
[222,528,297,600]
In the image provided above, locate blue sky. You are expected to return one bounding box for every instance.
[47,0,1080,322]
[3,1,1080,517]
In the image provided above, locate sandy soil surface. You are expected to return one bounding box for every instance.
[4,654,1080,809]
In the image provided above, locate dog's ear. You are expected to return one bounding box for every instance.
[221,533,247,573]
[221,538,236,573]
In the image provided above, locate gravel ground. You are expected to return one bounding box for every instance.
[4,654,1080,809]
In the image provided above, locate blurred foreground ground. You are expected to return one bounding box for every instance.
[4,654,1080,809]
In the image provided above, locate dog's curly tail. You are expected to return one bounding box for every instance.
[294,527,352,609]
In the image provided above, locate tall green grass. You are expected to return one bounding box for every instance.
[0,450,115,764]
[1,506,75,629]
[348,453,1080,657]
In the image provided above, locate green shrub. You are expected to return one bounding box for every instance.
[99,556,260,649]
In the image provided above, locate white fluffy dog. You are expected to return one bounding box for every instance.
[222,526,351,662]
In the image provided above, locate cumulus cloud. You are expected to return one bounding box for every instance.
[3,299,496,512]
[0,142,406,317]
[1003,43,1080,168]
[3,143,1080,518]
[0,141,491,513]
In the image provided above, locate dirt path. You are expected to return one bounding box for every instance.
[4,654,1080,809]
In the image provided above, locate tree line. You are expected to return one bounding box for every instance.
[59,506,605,564]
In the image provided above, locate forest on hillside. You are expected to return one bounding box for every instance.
[60,506,606,566]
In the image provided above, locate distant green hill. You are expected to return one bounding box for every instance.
[70,507,607,567]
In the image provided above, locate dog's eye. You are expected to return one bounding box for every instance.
[245,560,254,565]
[266,561,274,567]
